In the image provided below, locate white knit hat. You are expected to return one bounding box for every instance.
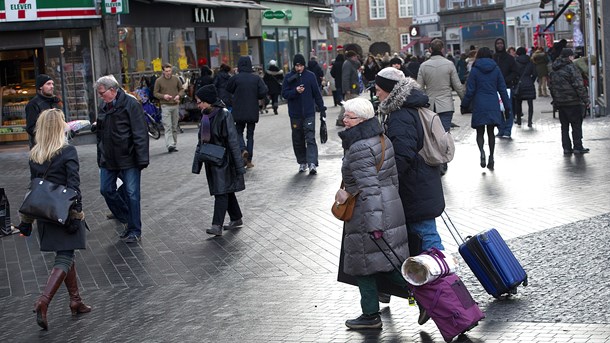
[269,59,277,66]
[375,67,405,92]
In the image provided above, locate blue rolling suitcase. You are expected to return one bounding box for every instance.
[441,212,528,298]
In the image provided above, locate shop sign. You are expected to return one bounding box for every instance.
[103,0,129,14]
[331,1,354,23]
[194,7,215,23]
[0,0,100,21]
[4,0,37,21]
[262,10,292,20]
[539,10,555,19]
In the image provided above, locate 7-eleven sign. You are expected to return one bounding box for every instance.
[103,0,129,14]
[5,0,37,21]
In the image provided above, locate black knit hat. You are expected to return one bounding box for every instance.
[36,74,53,90]
[293,54,306,67]
[196,84,218,105]
[389,57,403,66]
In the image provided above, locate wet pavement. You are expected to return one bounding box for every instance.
[0,93,609,342]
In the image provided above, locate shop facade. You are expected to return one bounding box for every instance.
[0,0,100,142]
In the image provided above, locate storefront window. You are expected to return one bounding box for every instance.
[262,27,310,73]
[209,27,247,69]
[0,49,37,140]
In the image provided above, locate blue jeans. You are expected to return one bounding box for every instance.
[100,167,142,236]
[290,116,318,165]
[235,121,255,161]
[408,219,444,251]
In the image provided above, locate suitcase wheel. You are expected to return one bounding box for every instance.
[523,276,528,287]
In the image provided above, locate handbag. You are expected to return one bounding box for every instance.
[197,143,226,166]
[320,119,328,144]
[19,159,78,226]
[331,135,385,221]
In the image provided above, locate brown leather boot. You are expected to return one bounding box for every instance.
[64,263,92,315]
[34,268,66,330]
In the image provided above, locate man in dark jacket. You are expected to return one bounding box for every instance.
[330,53,345,107]
[226,56,268,168]
[282,54,326,174]
[493,38,520,138]
[338,51,361,126]
[94,75,150,243]
[25,74,61,148]
[550,49,591,154]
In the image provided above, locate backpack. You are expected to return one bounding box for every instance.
[416,107,455,166]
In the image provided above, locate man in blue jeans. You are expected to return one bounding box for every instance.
[94,75,149,243]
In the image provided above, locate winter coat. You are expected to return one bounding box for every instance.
[330,54,345,89]
[417,55,465,113]
[456,58,468,83]
[96,88,150,170]
[29,145,86,251]
[550,57,590,107]
[493,39,520,88]
[25,94,61,147]
[338,117,409,276]
[281,69,325,119]
[194,67,214,93]
[514,54,537,100]
[307,60,324,87]
[192,105,246,195]
[378,78,445,222]
[531,50,550,78]
[462,58,511,128]
[213,70,233,107]
[263,65,283,96]
[407,61,421,79]
[363,59,380,83]
[226,57,268,123]
[342,58,361,95]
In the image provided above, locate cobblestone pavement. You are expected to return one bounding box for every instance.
[0,94,609,343]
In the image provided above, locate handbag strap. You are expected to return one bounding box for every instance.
[41,156,54,179]
[376,134,385,173]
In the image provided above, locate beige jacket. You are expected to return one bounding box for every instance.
[417,55,464,113]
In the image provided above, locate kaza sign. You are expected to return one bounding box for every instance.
[5,0,37,21]
[194,8,215,23]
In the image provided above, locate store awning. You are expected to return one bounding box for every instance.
[310,7,333,16]
[154,0,269,10]
[402,36,432,50]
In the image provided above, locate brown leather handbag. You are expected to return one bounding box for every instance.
[332,135,385,221]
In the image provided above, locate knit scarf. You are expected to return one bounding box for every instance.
[200,107,220,143]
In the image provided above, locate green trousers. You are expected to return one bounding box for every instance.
[356,270,410,315]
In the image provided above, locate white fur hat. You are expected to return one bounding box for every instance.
[269,59,277,66]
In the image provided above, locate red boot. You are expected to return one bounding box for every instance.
[33,268,66,330]
[64,263,92,315]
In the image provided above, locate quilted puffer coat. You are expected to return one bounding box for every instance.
[338,117,409,276]
[550,57,590,107]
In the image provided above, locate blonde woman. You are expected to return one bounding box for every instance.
[17,109,90,330]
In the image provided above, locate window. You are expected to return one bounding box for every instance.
[476,0,481,6]
[370,0,386,19]
[399,0,412,18]
[467,0,472,7]
[400,34,410,47]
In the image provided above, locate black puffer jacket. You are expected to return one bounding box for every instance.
[226,56,268,123]
[515,54,537,100]
[550,57,590,107]
[24,94,61,147]
[95,89,150,170]
[379,78,445,222]
[213,70,232,107]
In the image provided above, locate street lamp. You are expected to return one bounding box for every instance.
[564,9,575,24]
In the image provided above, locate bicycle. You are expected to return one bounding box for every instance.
[144,110,162,139]
[136,86,163,139]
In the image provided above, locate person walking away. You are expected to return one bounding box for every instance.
[417,39,465,174]
[531,47,550,97]
[338,51,361,125]
[17,109,90,330]
[226,56,268,169]
[330,53,345,108]
[493,38,520,138]
[25,74,61,148]
[406,56,421,79]
[363,55,380,99]
[194,65,214,94]
[549,48,591,154]
[390,57,415,78]
[456,53,468,84]
[460,47,511,170]
[337,98,410,330]
[192,85,246,236]
[95,75,149,243]
[263,60,284,115]
[154,63,184,153]
[513,47,537,127]
[307,56,325,91]
[281,53,326,174]
[213,63,233,110]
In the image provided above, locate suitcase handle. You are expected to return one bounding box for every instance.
[440,210,466,245]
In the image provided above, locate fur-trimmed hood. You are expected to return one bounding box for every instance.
[378,77,429,116]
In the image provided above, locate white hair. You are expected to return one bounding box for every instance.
[343,98,375,120]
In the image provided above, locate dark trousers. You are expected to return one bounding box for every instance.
[558,105,585,150]
[212,193,242,226]
[514,98,534,124]
[437,111,453,132]
[290,116,318,165]
[235,121,255,162]
[356,270,410,315]
[269,94,279,110]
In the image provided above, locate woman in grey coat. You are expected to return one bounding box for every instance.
[338,98,410,330]
[17,109,90,330]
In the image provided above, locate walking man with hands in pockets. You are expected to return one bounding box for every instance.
[154,63,184,153]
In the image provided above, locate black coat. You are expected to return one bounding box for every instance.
[550,57,590,107]
[263,65,283,96]
[213,70,232,107]
[330,54,345,89]
[192,106,246,195]
[515,55,537,100]
[29,145,86,252]
[24,94,61,147]
[226,56,268,123]
[95,89,149,170]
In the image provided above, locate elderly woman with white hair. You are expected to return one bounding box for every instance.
[337,97,410,330]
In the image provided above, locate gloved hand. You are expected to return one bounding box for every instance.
[320,111,326,121]
[67,219,81,234]
[372,230,383,240]
[90,122,97,133]
[17,222,32,237]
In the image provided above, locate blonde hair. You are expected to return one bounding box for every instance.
[30,109,68,164]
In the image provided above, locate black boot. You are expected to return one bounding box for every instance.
[527,112,533,127]
[34,268,67,330]
[345,313,382,329]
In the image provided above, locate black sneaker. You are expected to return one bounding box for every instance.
[123,233,141,243]
[417,304,431,325]
[106,212,116,220]
[345,313,382,329]
[378,292,391,304]
[118,224,129,239]
[224,219,243,230]
[573,147,590,154]
[563,149,573,155]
